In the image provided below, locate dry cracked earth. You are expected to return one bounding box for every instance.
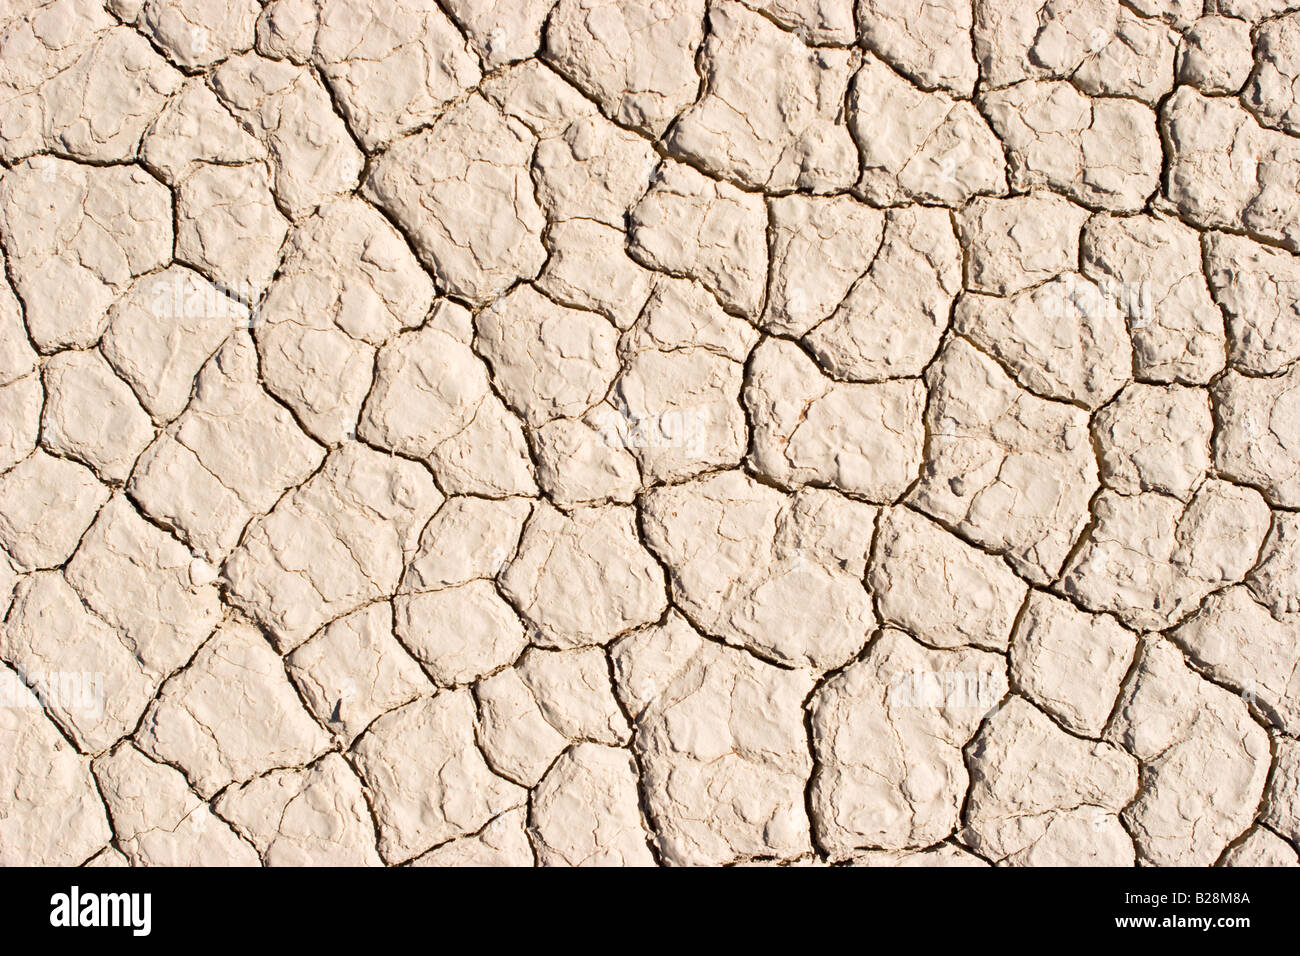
[2,0,1300,870]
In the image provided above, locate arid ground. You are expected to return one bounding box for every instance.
[2,0,1299,868]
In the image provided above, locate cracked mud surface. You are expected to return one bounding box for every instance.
[2,0,1300,869]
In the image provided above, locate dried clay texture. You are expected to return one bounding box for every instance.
[2,0,1299,869]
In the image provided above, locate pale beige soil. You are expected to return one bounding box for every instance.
[1,0,1299,868]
